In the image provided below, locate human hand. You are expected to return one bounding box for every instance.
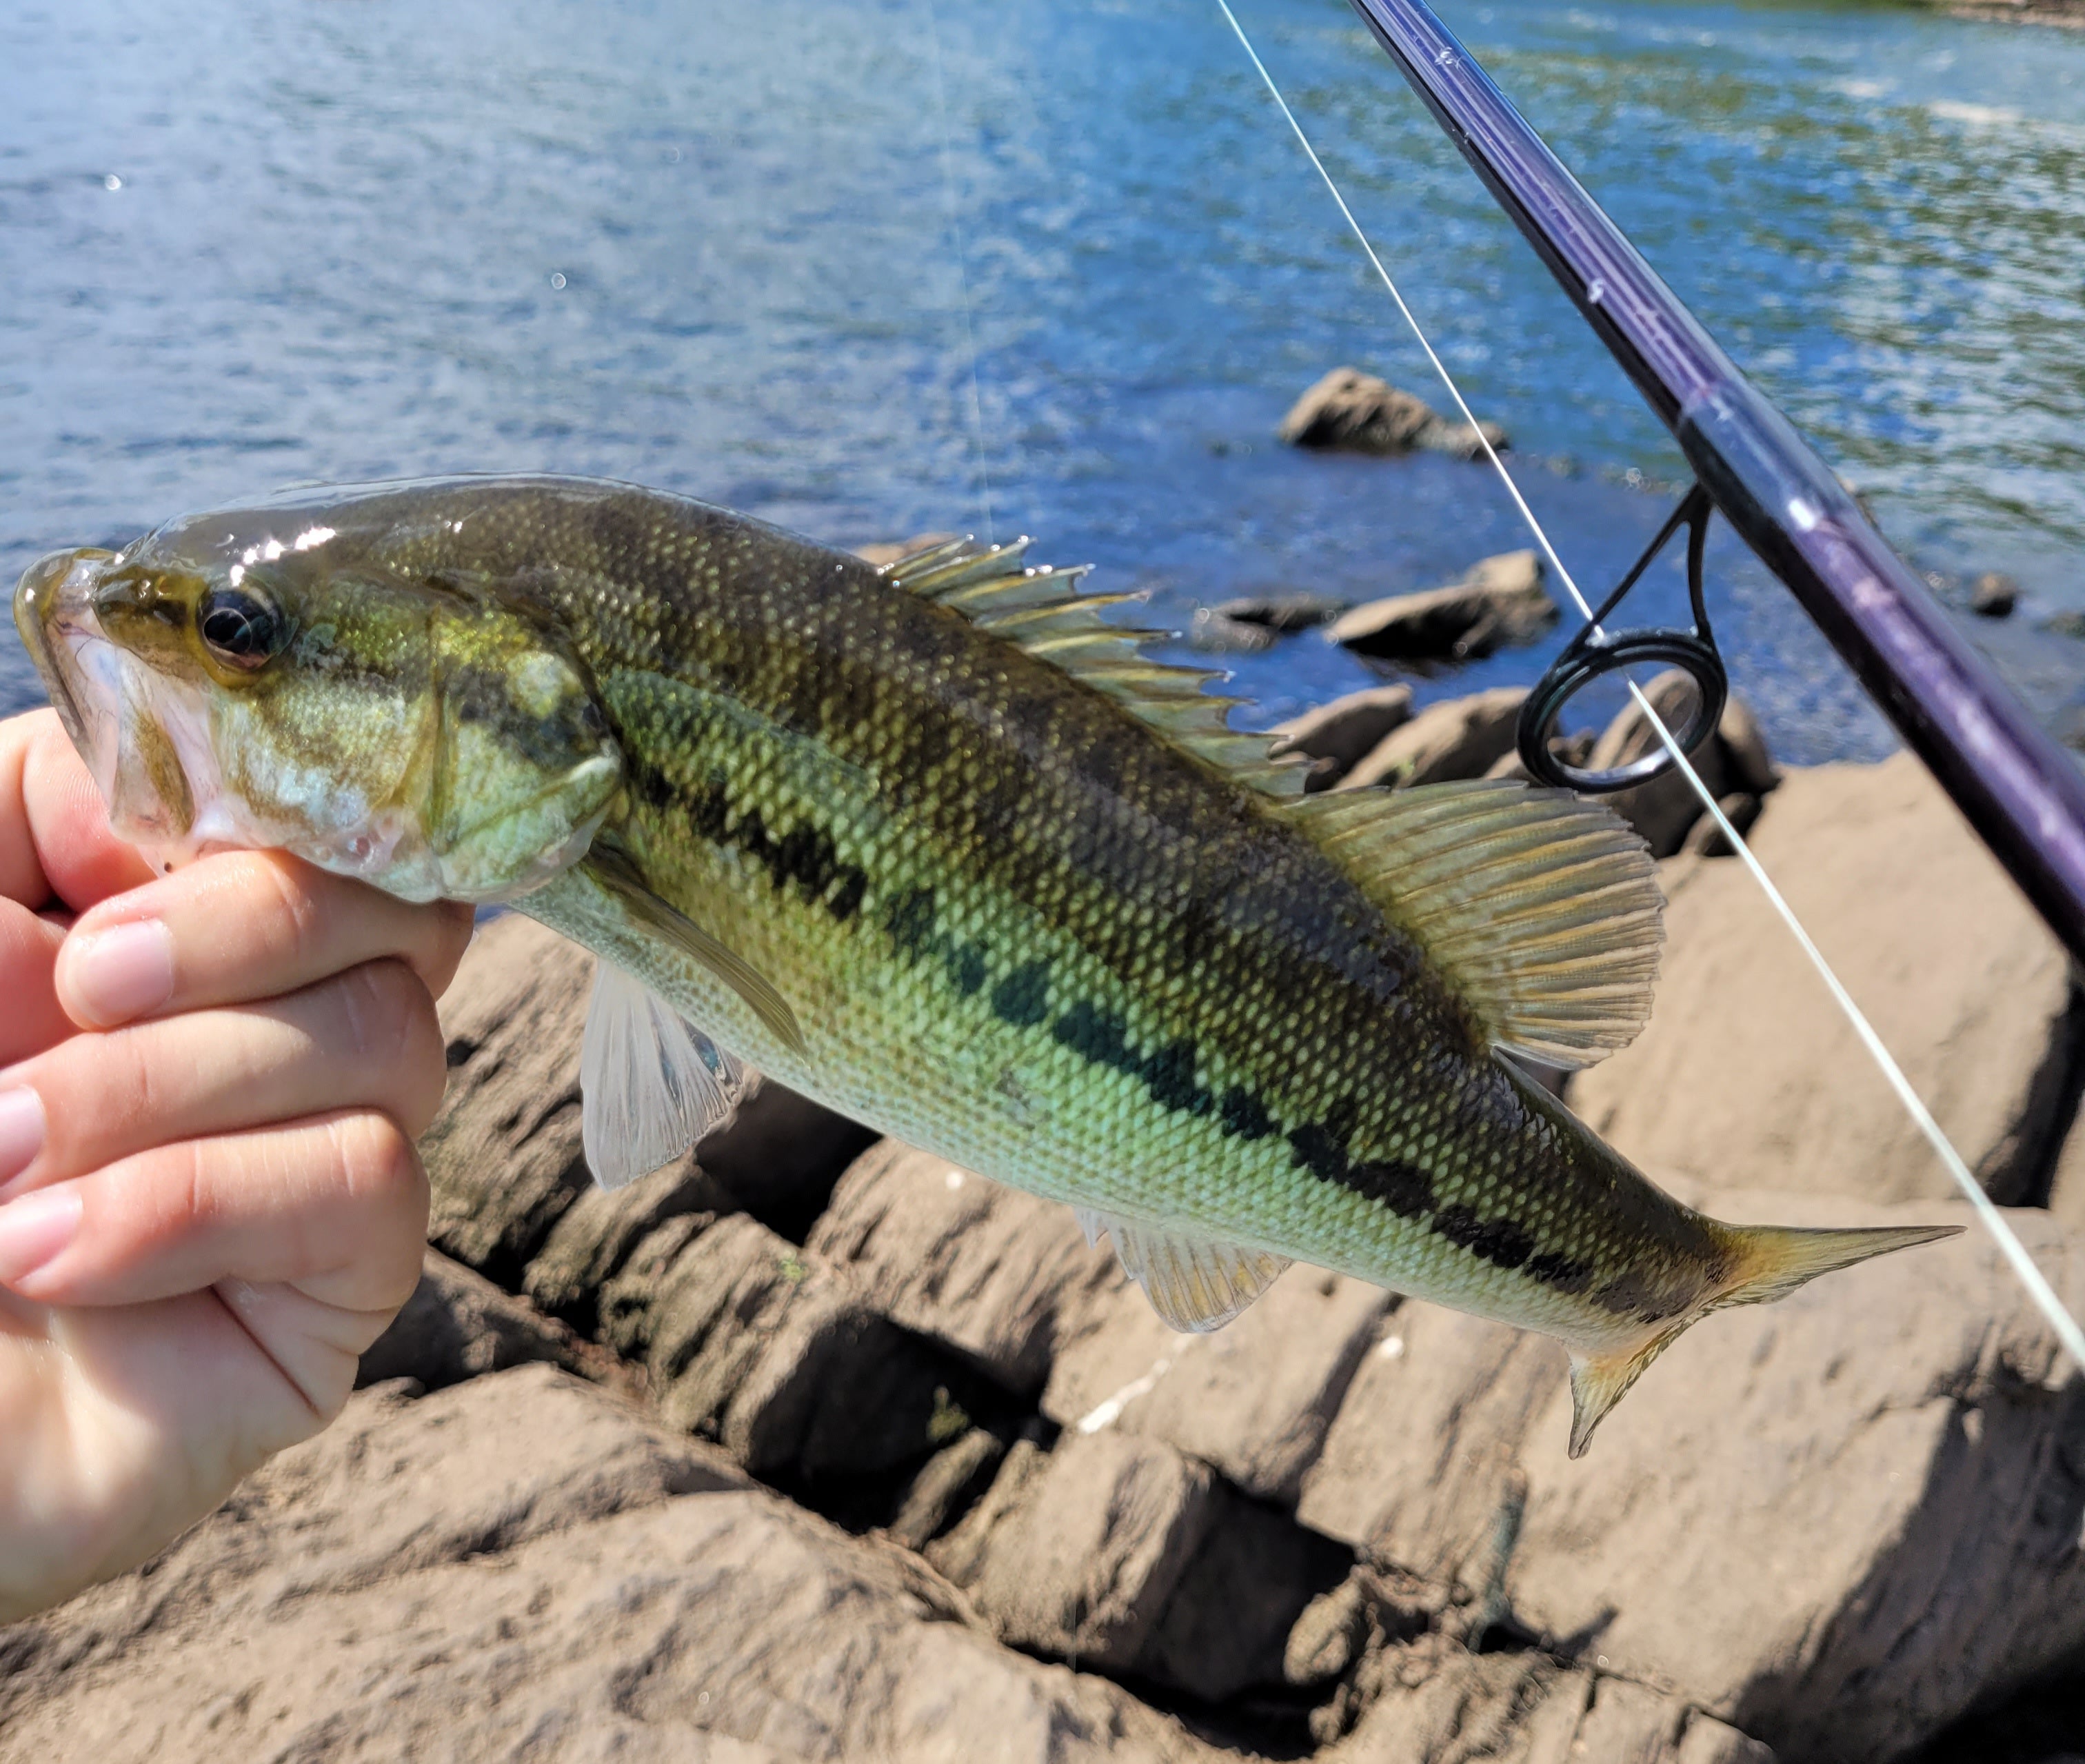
[0,708,474,1622]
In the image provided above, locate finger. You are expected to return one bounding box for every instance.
[56,848,476,1031]
[0,901,68,1069]
[0,710,154,914]
[0,1110,429,1316]
[0,959,450,1201]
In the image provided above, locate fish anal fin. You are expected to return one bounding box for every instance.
[1567,1329,1682,1459]
[1293,779,1664,1068]
[581,961,756,1189]
[885,534,1307,797]
[1085,1210,1291,1332]
[581,847,806,1054]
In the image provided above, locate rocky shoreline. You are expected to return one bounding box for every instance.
[7,678,2085,1763]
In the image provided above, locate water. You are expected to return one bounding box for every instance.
[3,0,2082,761]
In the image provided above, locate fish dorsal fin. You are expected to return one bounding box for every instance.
[581,961,756,1189]
[1079,1208,1291,1332]
[1293,779,1663,1069]
[880,535,1306,797]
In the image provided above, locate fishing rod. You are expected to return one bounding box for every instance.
[1334,0,2085,969]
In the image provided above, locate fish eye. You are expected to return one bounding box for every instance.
[197,585,282,671]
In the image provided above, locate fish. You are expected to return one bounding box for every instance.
[12,473,1960,1456]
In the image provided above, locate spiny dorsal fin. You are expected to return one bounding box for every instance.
[881,535,1305,797]
[1077,1208,1291,1332]
[1293,779,1663,1068]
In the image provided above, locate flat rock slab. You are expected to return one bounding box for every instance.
[1573,754,2082,1204]
[0,1368,1224,1764]
[1045,1263,1391,1505]
[805,1143,1122,1395]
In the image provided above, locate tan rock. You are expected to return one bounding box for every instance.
[1342,687,1529,790]
[523,1158,729,1328]
[1578,674,1781,859]
[852,531,959,568]
[1273,683,1416,780]
[1504,1192,2085,1761]
[1298,1302,1559,1586]
[1327,552,1555,663]
[358,1247,601,1394]
[1044,1263,1390,1504]
[0,1369,1223,1764]
[1572,754,2081,1203]
[1280,366,1508,459]
[930,1428,1218,1674]
[805,1143,1122,1394]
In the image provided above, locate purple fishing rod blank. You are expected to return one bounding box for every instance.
[1341,0,2085,965]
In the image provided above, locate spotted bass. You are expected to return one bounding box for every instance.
[13,475,1955,1454]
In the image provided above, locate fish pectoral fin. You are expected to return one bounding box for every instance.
[1085,1210,1291,1332]
[1291,779,1664,1069]
[581,960,756,1190]
[1566,1330,1682,1459]
[581,848,807,1055]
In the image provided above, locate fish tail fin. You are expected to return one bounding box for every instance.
[1565,1219,1962,1459]
[1567,1330,1684,1459]
[1710,1220,1964,1312]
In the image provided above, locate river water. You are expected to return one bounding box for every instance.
[2,0,2082,760]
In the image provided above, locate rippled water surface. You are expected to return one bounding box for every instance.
[3,0,2082,757]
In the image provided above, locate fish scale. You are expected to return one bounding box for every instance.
[14,473,1961,1454]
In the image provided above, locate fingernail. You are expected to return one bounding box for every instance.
[0,1089,47,1199]
[65,919,176,1025]
[0,1187,82,1287]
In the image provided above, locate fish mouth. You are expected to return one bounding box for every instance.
[13,548,121,772]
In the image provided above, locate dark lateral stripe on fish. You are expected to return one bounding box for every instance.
[631,753,869,923]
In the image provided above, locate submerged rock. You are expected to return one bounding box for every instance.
[1280,366,1509,459]
[1215,590,1348,633]
[1326,550,1555,663]
[1340,685,1528,790]
[1973,570,2019,618]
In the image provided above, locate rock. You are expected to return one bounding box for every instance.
[1318,1632,1774,1762]
[1973,571,2019,618]
[639,1210,981,1481]
[421,912,595,1281]
[1572,754,2083,1204]
[1216,592,1348,633]
[883,1426,1007,1551]
[1678,791,1762,858]
[805,1143,1123,1396]
[1273,683,1416,783]
[1482,728,1593,785]
[1500,1192,2085,1763]
[852,531,960,568]
[1580,673,1781,859]
[1298,1303,1560,1587]
[357,1247,600,1394]
[523,1158,732,1332]
[1185,603,1278,654]
[0,1368,1227,1764]
[692,1077,878,1245]
[1136,1487,1352,1702]
[929,1428,1219,1675]
[1341,687,1529,791]
[1280,367,1508,459]
[1326,551,1555,663]
[598,1212,710,1359]
[1044,1264,1391,1505]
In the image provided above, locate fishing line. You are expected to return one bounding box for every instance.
[923,0,997,545]
[1213,0,2085,1367]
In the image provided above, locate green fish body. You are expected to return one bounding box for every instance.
[14,475,1956,1453]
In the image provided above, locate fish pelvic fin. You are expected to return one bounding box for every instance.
[581,960,755,1190]
[1710,1219,1965,1312]
[1291,779,1662,1068]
